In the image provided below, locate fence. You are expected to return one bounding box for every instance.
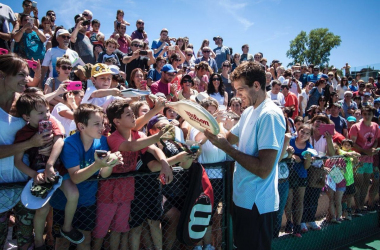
[0,157,379,250]
[343,62,380,81]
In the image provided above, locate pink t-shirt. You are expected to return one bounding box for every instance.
[349,121,380,163]
[98,130,147,203]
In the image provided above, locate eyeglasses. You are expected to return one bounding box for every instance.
[60,65,72,70]
[212,78,220,81]
[223,65,230,67]
[47,13,56,16]
[203,51,211,53]
[133,44,143,48]
[182,79,191,83]
[82,13,89,16]
[187,54,192,56]
[137,22,144,25]
[60,35,70,39]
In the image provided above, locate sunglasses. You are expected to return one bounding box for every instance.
[133,44,143,48]
[188,46,193,49]
[187,54,192,56]
[60,35,70,39]
[137,22,144,25]
[174,59,181,62]
[182,79,191,83]
[319,80,326,83]
[166,73,176,77]
[60,65,72,70]
[47,13,56,16]
[328,75,333,76]
[203,51,211,53]
[24,4,32,7]
[223,65,230,67]
[212,78,220,81]
[82,13,89,16]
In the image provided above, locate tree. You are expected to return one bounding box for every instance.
[286,28,341,67]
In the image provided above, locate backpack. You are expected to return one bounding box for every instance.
[176,162,214,246]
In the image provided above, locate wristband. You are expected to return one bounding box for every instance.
[170,93,174,97]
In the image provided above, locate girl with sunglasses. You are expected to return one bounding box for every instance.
[44,55,72,107]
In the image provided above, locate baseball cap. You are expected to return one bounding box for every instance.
[56,29,70,38]
[374,98,380,104]
[347,116,357,122]
[109,65,120,75]
[161,64,177,73]
[320,74,329,80]
[213,36,223,41]
[21,169,62,210]
[147,115,168,131]
[91,63,113,77]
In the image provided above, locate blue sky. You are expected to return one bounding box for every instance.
[5,0,380,70]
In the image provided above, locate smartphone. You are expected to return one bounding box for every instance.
[67,81,82,91]
[140,80,147,89]
[32,1,37,7]
[27,60,38,69]
[139,50,148,56]
[95,150,108,159]
[39,120,52,135]
[82,20,90,26]
[159,173,166,185]
[0,48,8,55]
[28,17,34,26]
[169,45,175,51]
[319,124,334,135]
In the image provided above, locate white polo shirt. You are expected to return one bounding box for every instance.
[230,98,286,213]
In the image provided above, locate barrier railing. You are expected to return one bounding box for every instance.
[1,157,379,250]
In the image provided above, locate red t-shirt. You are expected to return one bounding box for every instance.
[150,80,170,96]
[284,92,299,119]
[14,117,65,173]
[98,130,148,203]
[349,121,380,163]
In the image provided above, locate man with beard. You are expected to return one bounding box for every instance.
[131,19,148,44]
[41,29,84,86]
[111,22,131,54]
[46,10,57,31]
[204,62,286,250]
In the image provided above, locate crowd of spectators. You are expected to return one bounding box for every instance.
[1,1,380,250]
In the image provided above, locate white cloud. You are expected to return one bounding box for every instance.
[217,0,254,30]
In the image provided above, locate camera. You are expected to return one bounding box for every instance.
[139,50,148,55]
[82,20,90,26]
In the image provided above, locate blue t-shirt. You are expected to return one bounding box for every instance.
[49,132,109,210]
[349,84,358,92]
[213,46,230,70]
[307,87,324,110]
[14,30,45,60]
[289,137,312,178]
[307,74,320,83]
[329,115,347,134]
[147,68,161,81]
[299,73,308,88]
[151,39,168,58]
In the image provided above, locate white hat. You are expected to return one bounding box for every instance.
[56,29,70,38]
[194,92,209,103]
[109,65,120,75]
[21,169,62,210]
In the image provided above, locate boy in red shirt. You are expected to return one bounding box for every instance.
[92,99,173,250]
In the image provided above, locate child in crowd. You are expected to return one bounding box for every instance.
[49,103,122,250]
[340,139,361,220]
[113,9,130,39]
[92,100,173,250]
[44,55,72,107]
[97,38,121,67]
[13,93,83,249]
[325,144,347,224]
[81,63,123,112]
[86,19,105,61]
[285,124,313,237]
